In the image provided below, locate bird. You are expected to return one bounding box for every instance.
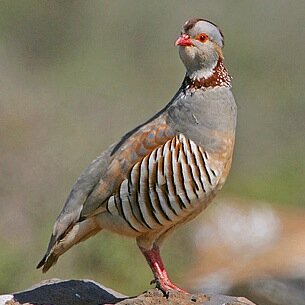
[37,18,237,294]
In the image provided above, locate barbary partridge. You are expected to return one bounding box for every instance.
[37,18,237,294]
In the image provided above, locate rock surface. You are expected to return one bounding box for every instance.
[1,279,256,305]
[230,277,305,305]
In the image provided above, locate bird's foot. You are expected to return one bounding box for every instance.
[153,278,188,296]
[142,244,188,296]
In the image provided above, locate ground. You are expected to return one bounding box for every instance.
[1,279,256,305]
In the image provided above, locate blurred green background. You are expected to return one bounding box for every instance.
[0,0,304,296]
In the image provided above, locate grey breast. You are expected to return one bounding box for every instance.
[167,87,237,153]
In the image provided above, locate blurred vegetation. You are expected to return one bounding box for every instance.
[0,0,304,295]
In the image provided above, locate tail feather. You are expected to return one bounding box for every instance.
[36,251,59,273]
[37,218,101,273]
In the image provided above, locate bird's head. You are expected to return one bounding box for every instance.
[176,18,224,80]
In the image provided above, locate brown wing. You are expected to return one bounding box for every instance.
[44,112,176,249]
[80,114,176,217]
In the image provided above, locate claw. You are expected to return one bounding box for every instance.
[155,279,188,295]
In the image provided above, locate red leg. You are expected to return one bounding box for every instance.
[139,243,188,294]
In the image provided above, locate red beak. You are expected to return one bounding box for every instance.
[175,34,193,46]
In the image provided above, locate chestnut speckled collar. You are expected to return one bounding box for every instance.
[183,59,231,90]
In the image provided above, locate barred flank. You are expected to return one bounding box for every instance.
[106,134,218,232]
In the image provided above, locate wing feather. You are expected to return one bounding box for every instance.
[45,112,176,252]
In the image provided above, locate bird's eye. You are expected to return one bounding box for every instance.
[196,33,208,43]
